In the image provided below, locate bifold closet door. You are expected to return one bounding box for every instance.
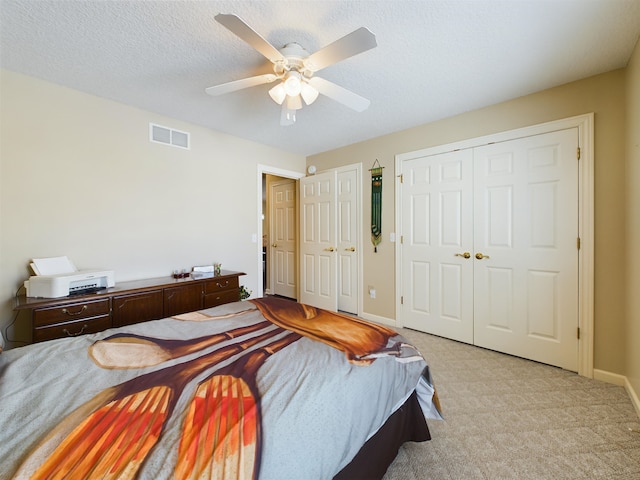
[400,149,474,343]
[336,168,358,314]
[473,129,579,371]
[400,128,579,371]
[300,171,337,311]
[299,168,359,314]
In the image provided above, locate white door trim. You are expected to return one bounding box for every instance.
[395,113,594,378]
[257,165,305,298]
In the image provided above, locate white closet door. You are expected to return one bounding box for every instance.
[337,168,358,314]
[473,129,579,371]
[300,171,337,310]
[399,127,579,371]
[401,149,474,343]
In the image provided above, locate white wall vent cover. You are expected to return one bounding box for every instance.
[150,123,190,149]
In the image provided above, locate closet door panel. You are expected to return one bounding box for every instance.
[401,150,474,343]
[473,129,579,371]
[299,172,337,311]
[337,169,358,314]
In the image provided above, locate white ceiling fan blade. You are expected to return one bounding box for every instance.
[205,74,278,96]
[304,27,377,72]
[215,14,286,64]
[308,77,370,112]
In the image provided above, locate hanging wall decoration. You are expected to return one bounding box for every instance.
[370,160,384,252]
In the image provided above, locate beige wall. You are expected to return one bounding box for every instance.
[0,70,306,346]
[625,38,640,403]
[2,59,636,389]
[309,69,627,376]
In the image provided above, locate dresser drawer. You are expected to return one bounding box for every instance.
[33,299,111,327]
[203,289,240,309]
[204,276,239,294]
[33,315,112,343]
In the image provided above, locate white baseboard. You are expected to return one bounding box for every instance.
[594,369,640,419]
[359,311,396,328]
[593,369,626,386]
[626,378,640,419]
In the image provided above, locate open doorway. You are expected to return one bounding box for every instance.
[257,165,305,298]
[263,175,297,299]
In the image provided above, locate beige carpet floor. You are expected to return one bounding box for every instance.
[383,328,640,480]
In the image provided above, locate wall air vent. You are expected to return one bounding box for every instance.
[149,123,190,150]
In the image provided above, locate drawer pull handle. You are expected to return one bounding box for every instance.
[62,305,88,316]
[216,281,229,288]
[63,324,89,337]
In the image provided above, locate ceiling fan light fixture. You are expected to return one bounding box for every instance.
[268,83,286,105]
[286,93,303,110]
[300,82,319,105]
[283,71,302,96]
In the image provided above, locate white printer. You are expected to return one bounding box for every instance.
[24,256,115,298]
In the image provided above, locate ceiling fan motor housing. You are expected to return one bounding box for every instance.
[277,42,313,79]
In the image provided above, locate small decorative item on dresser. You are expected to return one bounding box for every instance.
[214,263,222,276]
[239,285,252,300]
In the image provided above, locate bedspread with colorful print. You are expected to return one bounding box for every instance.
[0,297,441,480]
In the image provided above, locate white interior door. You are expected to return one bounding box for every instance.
[473,129,579,371]
[399,128,579,371]
[300,171,337,310]
[337,168,358,314]
[400,149,474,342]
[270,179,297,299]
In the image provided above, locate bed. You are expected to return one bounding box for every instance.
[0,296,442,479]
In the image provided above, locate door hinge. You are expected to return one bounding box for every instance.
[577,237,581,250]
[400,235,404,244]
[400,296,404,305]
[577,147,581,160]
[398,174,403,183]
[577,327,580,339]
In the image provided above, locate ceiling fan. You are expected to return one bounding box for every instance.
[205,14,377,126]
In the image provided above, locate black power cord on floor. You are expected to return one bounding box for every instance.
[3,285,30,347]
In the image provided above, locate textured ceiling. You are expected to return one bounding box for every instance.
[2,0,639,156]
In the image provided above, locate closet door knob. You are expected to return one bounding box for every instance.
[455,252,471,259]
[475,253,490,260]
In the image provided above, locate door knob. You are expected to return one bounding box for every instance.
[455,252,471,259]
[345,247,356,252]
[324,247,336,252]
[272,243,278,248]
[475,253,490,260]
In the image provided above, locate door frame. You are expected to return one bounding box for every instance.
[395,113,594,378]
[257,165,305,298]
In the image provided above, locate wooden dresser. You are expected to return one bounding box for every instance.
[14,270,245,343]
